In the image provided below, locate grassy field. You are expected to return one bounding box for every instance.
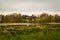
[0,25,60,40]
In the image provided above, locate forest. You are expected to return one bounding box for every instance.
[0,13,60,23]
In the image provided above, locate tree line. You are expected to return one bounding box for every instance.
[0,13,60,23]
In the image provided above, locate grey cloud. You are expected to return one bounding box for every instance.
[0,0,60,15]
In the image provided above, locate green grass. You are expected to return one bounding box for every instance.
[0,25,60,40]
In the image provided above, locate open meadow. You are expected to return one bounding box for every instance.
[0,25,60,40]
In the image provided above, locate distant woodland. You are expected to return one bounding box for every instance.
[0,13,60,23]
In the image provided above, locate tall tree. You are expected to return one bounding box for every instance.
[38,13,49,23]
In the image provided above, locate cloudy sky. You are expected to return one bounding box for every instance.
[0,0,60,15]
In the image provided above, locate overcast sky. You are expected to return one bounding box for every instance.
[0,0,60,15]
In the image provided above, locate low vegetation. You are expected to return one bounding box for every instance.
[0,25,60,40]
